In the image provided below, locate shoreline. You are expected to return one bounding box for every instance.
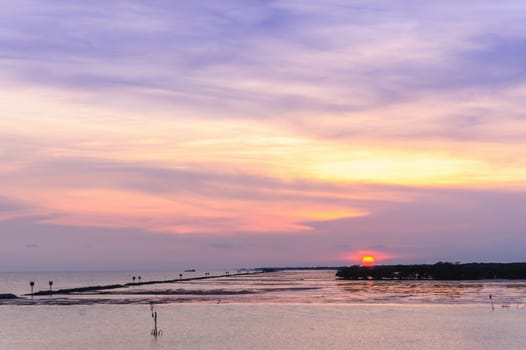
[2,271,263,301]
[3,270,525,307]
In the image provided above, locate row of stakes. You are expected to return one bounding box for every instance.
[27,270,239,335]
[148,271,230,338]
[29,280,53,300]
[28,271,230,299]
[132,271,227,284]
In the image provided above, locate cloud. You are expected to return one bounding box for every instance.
[2,0,526,144]
[2,0,525,124]
[8,157,395,201]
[0,196,24,212]
[308,187,526,263]
[2,156,379,234]
[0,196,35,222]
[2,184,526,271]
[0,216,355,270]
[3,155,526,261]
[2,152,525,238]
[1,1,526,269]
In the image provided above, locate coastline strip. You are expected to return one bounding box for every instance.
[26,271,263,297]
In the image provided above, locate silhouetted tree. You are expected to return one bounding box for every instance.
[336,262,526,280]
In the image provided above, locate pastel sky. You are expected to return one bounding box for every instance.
[1,0,526,271]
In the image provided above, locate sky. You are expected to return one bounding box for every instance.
[1,0,526,271]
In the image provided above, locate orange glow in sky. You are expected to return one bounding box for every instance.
[344,251,394,266]
[2,1,526,271]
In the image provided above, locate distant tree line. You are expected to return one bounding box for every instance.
[336,262,526,280]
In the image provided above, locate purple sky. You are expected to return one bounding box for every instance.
[1,0,526,271]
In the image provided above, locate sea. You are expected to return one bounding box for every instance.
[1,270,526,349]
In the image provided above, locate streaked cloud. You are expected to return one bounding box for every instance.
[1,0,526,269]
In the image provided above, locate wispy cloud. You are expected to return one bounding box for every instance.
[2,1,525,122]
[1,1,526,268]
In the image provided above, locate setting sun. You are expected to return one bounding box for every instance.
[362,256,375,266]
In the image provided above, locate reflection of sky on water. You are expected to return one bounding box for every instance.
[341,278,526,305]
[3,270,526,306]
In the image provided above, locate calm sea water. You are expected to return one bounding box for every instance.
[0,270,225,297]
[2,270,526,349]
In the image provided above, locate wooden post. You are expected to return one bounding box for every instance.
[30,281,34,300]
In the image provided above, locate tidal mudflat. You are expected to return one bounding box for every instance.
[1,270,526,349]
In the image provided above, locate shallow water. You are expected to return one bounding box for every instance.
[0,270,223,297]
[2,270,526,349]
[2,270,526,306]
[1,304,525,350]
